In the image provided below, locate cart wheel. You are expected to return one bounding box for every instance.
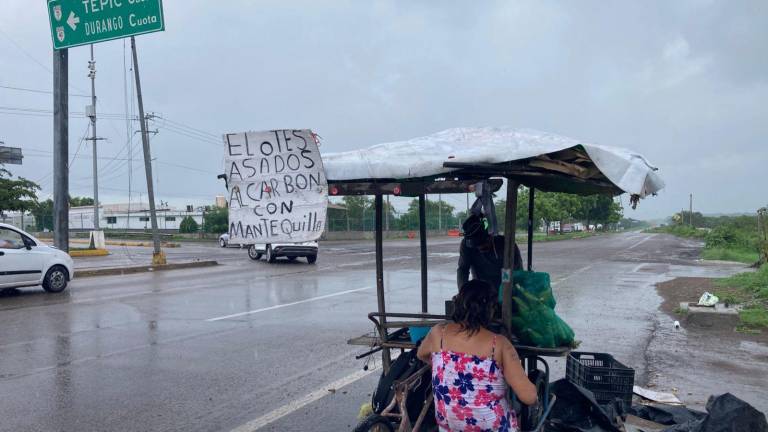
[353,414,395,432]
[520,369,547,431]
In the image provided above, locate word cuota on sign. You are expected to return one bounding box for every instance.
[225,129,328,244]
[47,0,165,50]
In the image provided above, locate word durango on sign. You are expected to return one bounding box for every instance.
[47,0,165,50]
[225,129,328,244]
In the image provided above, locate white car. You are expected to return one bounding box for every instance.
[0,223,74,293]
[218,233,231,248]
[247,242,318,264]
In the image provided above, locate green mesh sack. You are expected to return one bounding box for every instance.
[504,271,574,348]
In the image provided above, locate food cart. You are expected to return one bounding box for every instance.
[322,127,664,431]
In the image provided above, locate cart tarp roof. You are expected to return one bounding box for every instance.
[323,127,664,198]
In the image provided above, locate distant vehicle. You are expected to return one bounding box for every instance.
[0,223,74,293]
[561,224,574,233]
[248,242,318,264]
[218,233,230,247]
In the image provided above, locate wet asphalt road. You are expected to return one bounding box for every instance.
[0,232,763,431]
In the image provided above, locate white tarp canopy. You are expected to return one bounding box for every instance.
[322,127,664,198]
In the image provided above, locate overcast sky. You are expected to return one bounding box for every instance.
[1,0,766,220]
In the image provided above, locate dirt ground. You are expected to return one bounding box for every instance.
[656,276,768,344]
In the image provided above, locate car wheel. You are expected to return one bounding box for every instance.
[42,265,69,293]
[248,245,262,261]
[266,245,276,263]
[219,238,227,248]
[307,255,317,264]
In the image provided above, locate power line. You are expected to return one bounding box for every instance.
[0,28,53,74]
[0,84,90,98]
[160,116,219,139]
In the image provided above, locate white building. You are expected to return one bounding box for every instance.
[69,203,204,231]
[0,211,35,231]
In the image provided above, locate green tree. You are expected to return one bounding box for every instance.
[0,166,39,214]
[179,216,199,233]
[203,206,229,233]
[31,199,54,231]
[69,196,95,207]
[494,186,532,233]
[398,198,455,231]
[576,195,622,230]
[341,196,372,230]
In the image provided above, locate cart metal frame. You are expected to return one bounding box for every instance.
[337,169,586,431]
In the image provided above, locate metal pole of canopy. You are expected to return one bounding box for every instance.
[502,180,519,336]
[419,194,428,313]
[527,188,535,272]
[374,194,391,371]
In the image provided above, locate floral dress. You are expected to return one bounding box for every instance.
[431,327,519,432]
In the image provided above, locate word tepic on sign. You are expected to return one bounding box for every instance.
[224,129,328,244]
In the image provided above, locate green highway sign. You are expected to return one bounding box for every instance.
[47,0,165,50]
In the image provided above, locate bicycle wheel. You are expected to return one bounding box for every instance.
[353,414,395,432]
[520,369,547,431]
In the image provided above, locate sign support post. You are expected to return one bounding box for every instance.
[131,36,164,264]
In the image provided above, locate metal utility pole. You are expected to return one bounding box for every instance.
[130,36,165,264]
[87,44,101,230]
[53,49,69,252]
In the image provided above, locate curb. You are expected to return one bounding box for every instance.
[69,248,110,257]
[68,239,181,248]
[75,260,218,278]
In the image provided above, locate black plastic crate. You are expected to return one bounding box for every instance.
[566,351,635,407]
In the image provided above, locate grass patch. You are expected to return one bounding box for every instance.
[716,265,768,295]
[715,265,768,329]
[535,232,599,242]
[646,225,706,239]
[739,307,768,330]
[701,247,760,264]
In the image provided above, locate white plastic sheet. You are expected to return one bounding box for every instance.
[322,127,664,197]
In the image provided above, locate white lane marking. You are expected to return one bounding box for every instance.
[632,263,646,273]
[551,264,594,286]
[627,234,654,250]
[206,287,372,322]
[229,365,380,432]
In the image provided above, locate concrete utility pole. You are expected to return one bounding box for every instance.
[689,194,693,226]
[53,49,69,252]
[130,36,165,264]
[87,44,101,231]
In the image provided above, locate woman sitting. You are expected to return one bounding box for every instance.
[417,279,537,432]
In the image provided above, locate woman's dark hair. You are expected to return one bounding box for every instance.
[451,279,496,335]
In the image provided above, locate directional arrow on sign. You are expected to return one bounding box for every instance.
[67,11,80,31]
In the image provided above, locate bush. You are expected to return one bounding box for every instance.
[179,216,199,233]
[203,207,228,234]
[705,225,754,250]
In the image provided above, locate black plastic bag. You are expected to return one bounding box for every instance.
[628,404,706,426]
[661,393,767,432]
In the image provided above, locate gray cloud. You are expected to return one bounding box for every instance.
[1,0,766,219]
